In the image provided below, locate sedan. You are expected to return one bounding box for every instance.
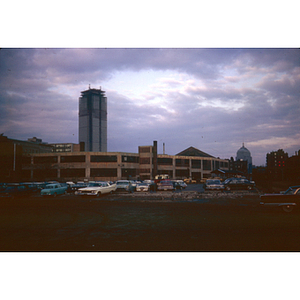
[115,180,134,193]
[260,185,300,212]
[40,183,67,197]
[223,178,255,191]
[67,182,88,194]
[75,182,117,196]
[136,183,150,192]
[205,179,224,190]
[0,185,33,199]
[157,180,175,191]
[174,180,187,190]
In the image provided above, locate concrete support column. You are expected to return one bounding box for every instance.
[117,154,122,180]
[30,156,34,179]
[153,141,157,178]
[57,155,61,179]
[172,158,176,179]
[86,153,90,179]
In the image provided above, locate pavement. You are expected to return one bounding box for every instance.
[1,185,299,252]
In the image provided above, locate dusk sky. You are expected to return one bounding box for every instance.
[0,48,299,166]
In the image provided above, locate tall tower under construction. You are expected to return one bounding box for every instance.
[79,87,107,152]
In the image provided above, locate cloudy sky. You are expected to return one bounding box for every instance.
[0,48,299,166]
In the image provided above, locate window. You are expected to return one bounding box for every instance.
[91,155,117,162]
[60,168,85,177]
[158,158,173,165]
[90,168,117,177]
[175,159,189,167]
[34,156,58,164]
[122,156,139,163]
[61,155,85,163]
[33,169,57,179]
[191,159,201,168]
[203,160,211,170]
[214,161,220,169]
[122,168,137,177]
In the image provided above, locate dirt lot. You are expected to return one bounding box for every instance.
[1,189,300,251]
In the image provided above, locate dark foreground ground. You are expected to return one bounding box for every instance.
[1,188,300,251]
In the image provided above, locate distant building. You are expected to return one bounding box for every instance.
[79,87,107,152]
[229,157,248,175]
[0,135,53,181]
[266,149,289,181]
[266,149,288,169]
[236,143,252,174]
[285,150,300,181]
[17,137,53,154]
[50,143,80,153]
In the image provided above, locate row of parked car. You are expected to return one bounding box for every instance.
[204,177,256,191]
[0,182,48,199]
[70,179,188,195]
[0,179,188,199]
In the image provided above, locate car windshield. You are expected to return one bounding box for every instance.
[284,187,297,195]
[88,183,102,187]
[207,180,221,184]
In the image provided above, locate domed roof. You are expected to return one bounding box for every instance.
[237,143,251,155]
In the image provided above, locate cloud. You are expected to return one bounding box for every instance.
[0,48,299,166]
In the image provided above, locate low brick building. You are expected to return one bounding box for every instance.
[22,141,229,182]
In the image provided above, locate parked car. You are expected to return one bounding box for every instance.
[205,179,224,191]
[21,182,42,194]
[143,180,154,185]
[0,183,7,192]
[115,180,134,193]
[40,183,67,197]
[174,180,187,189]
[223,178,255,191]
[129,180,141,191]
[260,185,300,212]
[0,185,33,199]
[136,182,150,192]
[157,180,175,191]
[200,178,208,184]
[67,182,88,194]
[184,178,197,184]
[75,182,117,196]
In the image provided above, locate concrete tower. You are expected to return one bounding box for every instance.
[79,86,107,152]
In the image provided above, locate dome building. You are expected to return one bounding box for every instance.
[236,143,252,173]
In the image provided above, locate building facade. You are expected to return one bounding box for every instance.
[22,142,229,182]
[0,135,53,181]
[266,149,288,169]
[79,87,107,152]
[228,157,248,175]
